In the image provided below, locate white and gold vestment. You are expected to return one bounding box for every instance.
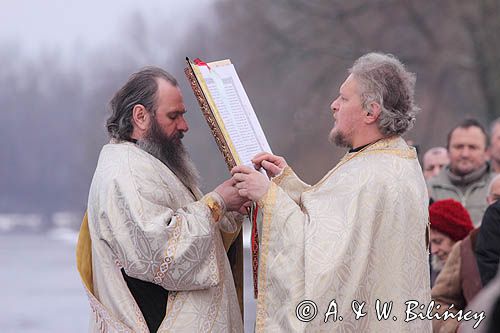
[255,137,431,332]
[77,141,243,332]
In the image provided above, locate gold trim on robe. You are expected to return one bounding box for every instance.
[77,141,243,332]
[254,136,431,332]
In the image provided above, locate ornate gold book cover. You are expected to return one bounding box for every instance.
[184,58,237,171]
[185,57,275,319]
[184,57,272,172]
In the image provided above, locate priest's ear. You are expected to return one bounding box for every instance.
[364,102,381,125]
[132,104,151,132]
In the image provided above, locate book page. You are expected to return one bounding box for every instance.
[197,62,272,167]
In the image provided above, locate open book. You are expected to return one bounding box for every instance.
[185,58,271,315]
[184,58,272,171]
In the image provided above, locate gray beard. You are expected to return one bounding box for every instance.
[136,118,200,191]
[431,254,445,272]
[329,128,352,148]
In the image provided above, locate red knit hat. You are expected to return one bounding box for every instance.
[429,199,474,241]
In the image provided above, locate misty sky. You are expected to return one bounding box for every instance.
[1,0,213,58]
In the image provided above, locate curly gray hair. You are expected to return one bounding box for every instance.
[349,53,419,136]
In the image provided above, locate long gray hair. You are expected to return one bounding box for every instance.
[349,53,419,136]
[106,67,177,140]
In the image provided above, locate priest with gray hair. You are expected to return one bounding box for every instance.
[231,53,431,332]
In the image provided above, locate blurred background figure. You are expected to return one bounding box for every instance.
[488,117,500,174]
[431,228,481,333]
[431,175,500,333]
[487,173,500,204]
[428,119,495,226]
[459,267,500,333]
[423,146,449,180]
[476,174,500,288]
[429,198,474,286]
[460,203,500,333]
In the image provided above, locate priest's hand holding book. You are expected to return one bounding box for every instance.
[231,152,288,202]
[214,178,251,215]
[251,152,288,178]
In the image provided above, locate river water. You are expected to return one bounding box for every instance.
[1,223,256,332]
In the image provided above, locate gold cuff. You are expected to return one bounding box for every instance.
[272,166,293,186]
[202,193,226,223]
[257,182,277,209]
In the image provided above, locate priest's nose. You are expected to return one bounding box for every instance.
[330,98,340,113]
[177,115,189,132]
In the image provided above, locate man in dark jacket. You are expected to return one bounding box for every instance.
[458,200,500,333]
[476,179,500,287]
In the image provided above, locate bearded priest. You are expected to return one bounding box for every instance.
[77,67,247,332]
[232,53,432,332]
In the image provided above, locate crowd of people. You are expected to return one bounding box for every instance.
[423,119,500,332]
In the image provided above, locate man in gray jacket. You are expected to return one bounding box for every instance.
[428,118,495,226]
